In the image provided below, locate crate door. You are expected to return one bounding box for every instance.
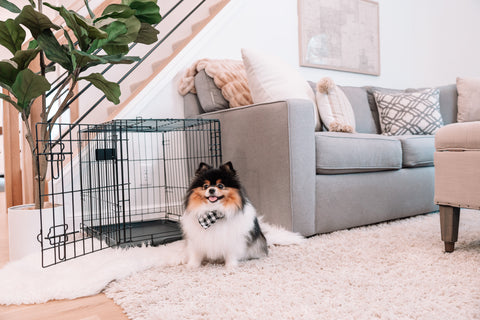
[37,124,130,267]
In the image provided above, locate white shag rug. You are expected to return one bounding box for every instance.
[0,221,303,305]
[104,210,480,320]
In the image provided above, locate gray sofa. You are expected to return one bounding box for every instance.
[183,73,458,236]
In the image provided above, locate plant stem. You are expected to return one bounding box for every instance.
[34,0,46,209]
[46,74,78,139]
[45,74,72,117]
[21,111,44,209]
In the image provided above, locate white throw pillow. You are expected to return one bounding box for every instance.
[315,77,356,133]
[241,48,321,130]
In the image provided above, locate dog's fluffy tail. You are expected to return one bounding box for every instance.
[258,217,305,246]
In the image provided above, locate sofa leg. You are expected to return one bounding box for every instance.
[439,205,460,252]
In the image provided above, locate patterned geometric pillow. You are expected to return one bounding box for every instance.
[373,88,444,135]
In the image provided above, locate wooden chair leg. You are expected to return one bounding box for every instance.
[439,205,460,252]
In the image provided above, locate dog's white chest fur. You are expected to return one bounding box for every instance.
[181,202,265,268]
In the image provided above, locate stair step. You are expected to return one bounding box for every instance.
[209,0,229,14]
[129,81,142,94]
[171,35,191,52]
[107,104,119,116]
[151,57,171,73]
[191,16,210,33]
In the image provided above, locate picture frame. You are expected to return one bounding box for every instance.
[298,0,380,76]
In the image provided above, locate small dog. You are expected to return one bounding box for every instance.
[181,161,268,268]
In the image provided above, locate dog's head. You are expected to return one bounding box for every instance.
[185,162,246,211]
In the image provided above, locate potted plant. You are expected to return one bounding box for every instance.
[0,0,161,260]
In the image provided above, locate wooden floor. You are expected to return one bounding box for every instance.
[0,193,128,320]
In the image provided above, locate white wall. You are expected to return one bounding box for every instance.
[199,0,480,88]
[73,0,480,118]
[4,0,479,120]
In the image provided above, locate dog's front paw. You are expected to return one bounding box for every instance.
[186,260,201,269]
[185,251,203,269]
[224,258,239,269]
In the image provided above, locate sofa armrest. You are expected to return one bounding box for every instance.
[199,99,316,235]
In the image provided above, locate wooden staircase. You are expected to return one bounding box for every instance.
[78,0,230,124]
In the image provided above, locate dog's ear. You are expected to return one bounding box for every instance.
[196,162,211,175]
[220,161,236,175]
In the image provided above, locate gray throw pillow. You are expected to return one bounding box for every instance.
[373,88,444,135]
[194,69,229,113]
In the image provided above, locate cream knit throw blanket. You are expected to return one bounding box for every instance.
[178,59,253,107]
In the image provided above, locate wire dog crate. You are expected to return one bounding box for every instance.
[35,119,221,267]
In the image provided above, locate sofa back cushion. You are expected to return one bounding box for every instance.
[340,86,377,134]
[437,84,458,125]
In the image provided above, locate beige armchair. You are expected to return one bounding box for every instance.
[434,121,480,252]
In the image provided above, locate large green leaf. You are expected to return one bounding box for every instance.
[44,3,90,51]
[27,39,38,49]
[36,29,73,72]
[129,1,161,24]
[79,73,120,104]
[15,5,60,38]
[122,0,157,5]
[62,29,77,70]
[108,16,141,45]
[73,50,139,71]
[62,28,75,51]
[88,20,127,53]
[12,48,40,70]
[72,50,107,70]
[0,19,26,55]
[0,60,19,91]
[96,4,135,22]
[0,0,20,13]
[101,43,129,56]
[73,14,108,41]
[135,22,159,44]
[11,69,51,113]
[0,92,22,112]
[101,55,140,64]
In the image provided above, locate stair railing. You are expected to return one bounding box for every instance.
[49,0,210,144]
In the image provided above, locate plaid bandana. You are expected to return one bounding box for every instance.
[198,210,224,229]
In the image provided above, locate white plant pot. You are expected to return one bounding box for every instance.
[8,204,64,262]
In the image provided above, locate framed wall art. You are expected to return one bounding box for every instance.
[298,0,380,76]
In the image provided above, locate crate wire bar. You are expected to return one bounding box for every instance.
[35,119,221,267]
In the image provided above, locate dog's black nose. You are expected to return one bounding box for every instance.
[208,188,216,194]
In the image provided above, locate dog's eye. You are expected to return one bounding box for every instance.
[202,184,209,190]
[217,183,225,189]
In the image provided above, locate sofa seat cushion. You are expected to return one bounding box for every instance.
[394,135,435,168]
[315,132,402,174]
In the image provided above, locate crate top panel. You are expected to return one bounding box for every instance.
[79,119,220,133]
